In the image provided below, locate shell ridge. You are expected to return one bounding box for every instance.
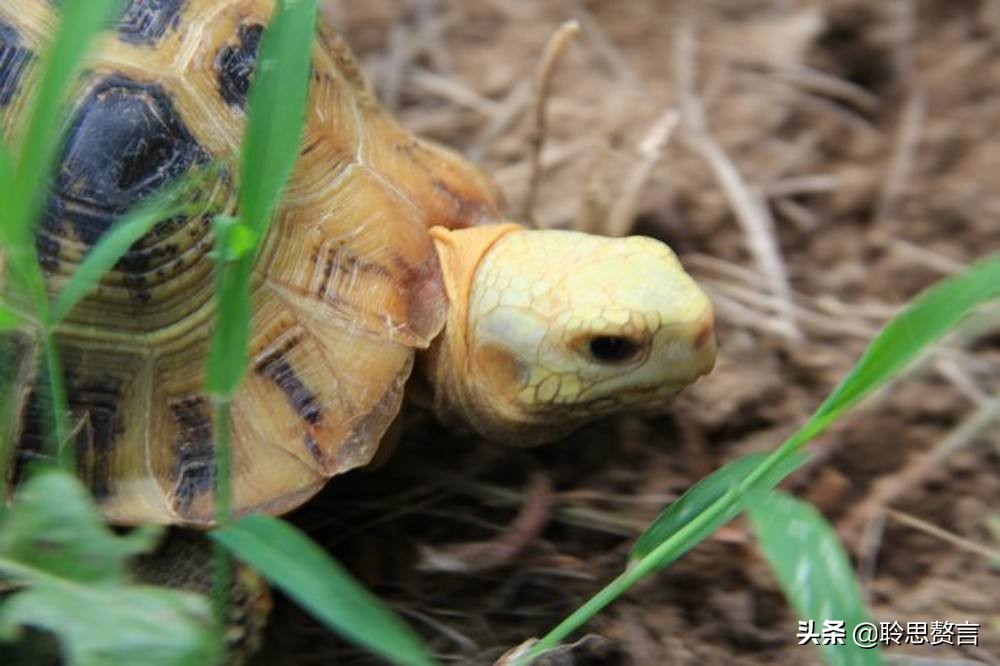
[264,280,426,349]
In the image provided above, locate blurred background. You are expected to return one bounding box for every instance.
[278,1,1000,664]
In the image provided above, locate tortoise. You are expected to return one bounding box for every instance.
[0,0,715,533]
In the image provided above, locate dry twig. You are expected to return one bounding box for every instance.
[605,110,680,237]
[674,25,801,340]
[842,392,1000,545]
[872,89,927,226]
[892,0,917,84]
[574,139,613,234]
[568,0,640,88]
[889,239,966,274]
[887,509,1000,562]
[410,67,502,116]
[468,78,534,161]
[521,19,581,226]
[772,65,880,113]
[380,23,412,112]
[416,473,555,573]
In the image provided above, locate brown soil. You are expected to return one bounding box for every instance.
[270,1,1000,664]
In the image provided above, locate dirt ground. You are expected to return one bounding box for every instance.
[267,1,1000,664]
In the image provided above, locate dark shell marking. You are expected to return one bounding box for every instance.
[117,0,185,45]
[68,377,123,500]
[13,375,122,500]
[169,396,215,514]
[12,388,47,487]
[41,75,209,256]
[255,351,324,426]
[0,19,33,107]
[217,23,263,108]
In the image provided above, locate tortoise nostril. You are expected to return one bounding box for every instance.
[693,309,715,350]
[588,336,640,363]
[694,322,713,349]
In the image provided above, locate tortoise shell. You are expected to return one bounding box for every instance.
[1,0,503,526]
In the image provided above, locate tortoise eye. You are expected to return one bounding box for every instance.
[588,336,640,363]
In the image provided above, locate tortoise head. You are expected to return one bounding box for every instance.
[424,224,716,444]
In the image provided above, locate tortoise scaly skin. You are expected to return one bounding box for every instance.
[0,0,716,528]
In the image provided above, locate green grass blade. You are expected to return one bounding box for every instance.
[0,470,215,666]
[748,492,882,666]
[0,305,21,331]
[212,516,438,666]
[205,3,318,647]
[205,0,317,398]
[11,0,122,240]
[204,222,253,397]
[739,254,1000,495]
[630,452,808,565]
[238,0,317,232]
[48,185,189,327]
[1,135,33,302]
[815,256,1000,420]
[42,338,72,468]
[0,137,14,243]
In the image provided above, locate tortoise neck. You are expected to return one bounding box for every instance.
[415,222,523,431]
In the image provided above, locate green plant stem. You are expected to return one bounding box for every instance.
[9,252,72,470]
[0,337,22,513]
[0,554,92,592]
[517,488,743,663]
[42,334,71,470]
[211,541,233,644]
[213,399,233,527]
[211,398,234,643]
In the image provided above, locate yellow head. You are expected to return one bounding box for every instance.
[425,224,716,444]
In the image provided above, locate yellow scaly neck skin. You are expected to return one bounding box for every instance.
[425,222,525,436]
[426,224,716,445]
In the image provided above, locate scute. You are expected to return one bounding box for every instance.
[166,395,215,515]
[117,0,186,45]
[0,19,33,107]
[356,111,503,231]
[216,23,262,108]
[67,375,124,500]
[42,74,210,248]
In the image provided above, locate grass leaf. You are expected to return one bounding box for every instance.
[11,0,123,242]
[748,492,882,666]
[0,582,216,666]
[0,469,216,665]
[812,255,1000,422]
[0,138,15,244]
[737,255,1000,501]
[212,515,438,666]
[0,305,21,331]
[205,4,318,643]
[0,469,163,584]
[204,228,252,397]
[630,452,808,566]
[238,0,318,232]
[208,217,257,263]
